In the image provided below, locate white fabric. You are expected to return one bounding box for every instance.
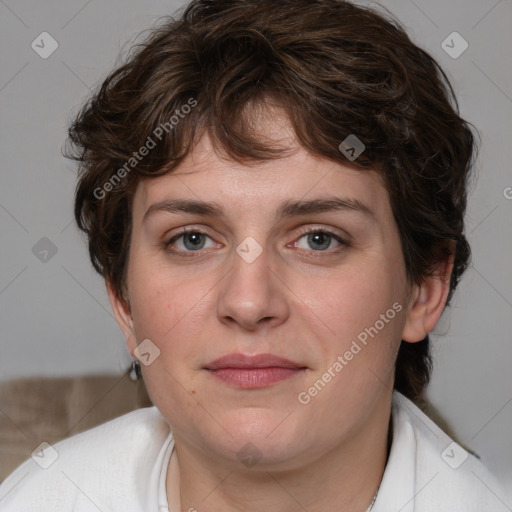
[0,392,509,511]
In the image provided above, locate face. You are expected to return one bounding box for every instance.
[110,107,424,471]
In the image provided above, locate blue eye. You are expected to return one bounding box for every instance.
[294,229,346,252]
[166,230,216,254]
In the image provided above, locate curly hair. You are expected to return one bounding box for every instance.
[65,0,476,403]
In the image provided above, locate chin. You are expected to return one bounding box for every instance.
[203,409,306,467]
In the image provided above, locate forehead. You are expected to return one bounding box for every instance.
[132,106,390,223]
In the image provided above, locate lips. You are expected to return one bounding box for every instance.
[204,353,305,370]
[204,353,307,389]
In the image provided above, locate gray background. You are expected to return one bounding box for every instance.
[1,0,511,489]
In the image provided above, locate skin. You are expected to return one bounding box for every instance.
[107,105,453,512]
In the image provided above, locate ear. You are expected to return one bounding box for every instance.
[106,280,138,356]
[401,245,455,343]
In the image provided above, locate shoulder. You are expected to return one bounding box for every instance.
[377,392,511,512]
[0,406,172,511]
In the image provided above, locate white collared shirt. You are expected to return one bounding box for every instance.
[0,392,510,511]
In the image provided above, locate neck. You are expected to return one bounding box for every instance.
[168,394,392,512]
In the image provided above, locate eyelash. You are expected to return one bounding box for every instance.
[164,227,349,258]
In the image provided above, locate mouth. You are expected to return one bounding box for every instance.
[203,353,308,389]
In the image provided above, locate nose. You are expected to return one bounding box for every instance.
[216,243,290,332]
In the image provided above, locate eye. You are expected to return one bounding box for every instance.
[165,229,218,255]
[292,228,347,252]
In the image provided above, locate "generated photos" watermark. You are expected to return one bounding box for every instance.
[298,302,402,404]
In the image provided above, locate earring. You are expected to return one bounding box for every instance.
[129,359,142,381]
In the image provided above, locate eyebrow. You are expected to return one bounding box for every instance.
[142,196,376,223]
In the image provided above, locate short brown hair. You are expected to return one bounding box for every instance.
[66,0,476,402]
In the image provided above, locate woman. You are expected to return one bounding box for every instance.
[0,0,509,510]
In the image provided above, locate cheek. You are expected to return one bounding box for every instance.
[314,265,400,335]
[312,263,406,377]
[127,259,215,371]
[127,260,185,350]
[127,267,205,414]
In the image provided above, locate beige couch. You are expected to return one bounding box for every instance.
[0,373,152,482]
